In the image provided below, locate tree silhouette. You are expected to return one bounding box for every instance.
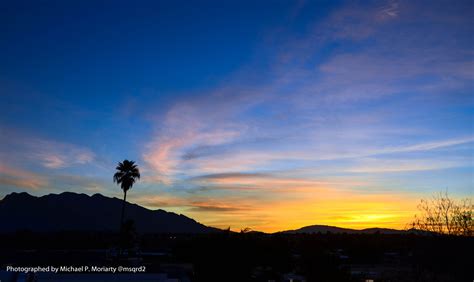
[113,160,140,230]
[410,190,473,236]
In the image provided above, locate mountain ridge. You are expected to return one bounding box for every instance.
[0,191,219,233]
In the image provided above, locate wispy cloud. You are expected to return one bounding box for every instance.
[29,138,95,169]
[0,127,105,194]
[326,0,400,40]
[187,201,249,212]
[191,172,271,181]
[0,163,110,194]
[189,172,367,193]
[1,127,96,169]
[384,136,474,154]
[142,0,473,189]
[310,136,474,161]
[0,164,48,190]
[345,158,469,174]
[143,126,243,181]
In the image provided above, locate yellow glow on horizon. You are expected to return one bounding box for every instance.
[134,185,420,233]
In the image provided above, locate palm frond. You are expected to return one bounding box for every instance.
[113,159,140,191]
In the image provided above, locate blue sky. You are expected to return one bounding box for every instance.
[0,0,473,231]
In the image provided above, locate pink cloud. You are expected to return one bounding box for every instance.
[143,127,243,181]
[0,164,48,190]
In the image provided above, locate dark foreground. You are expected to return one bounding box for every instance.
[0,231,472,282]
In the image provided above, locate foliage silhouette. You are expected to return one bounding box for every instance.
[113,160,140,230]
[410,190,473,236]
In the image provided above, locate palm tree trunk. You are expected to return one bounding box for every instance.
[119,190,127,258]
[120,190,127,230]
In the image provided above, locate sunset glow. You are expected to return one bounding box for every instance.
[1,0,472,232]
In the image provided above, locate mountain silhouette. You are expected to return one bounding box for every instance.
[0,192,218,233]
[280,224,405,234]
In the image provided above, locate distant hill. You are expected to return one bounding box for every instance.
[280,225,406,234]
[0,192,219,234]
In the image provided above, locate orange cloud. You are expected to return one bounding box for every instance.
[129,194,189,209]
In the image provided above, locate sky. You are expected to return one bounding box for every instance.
[0,0,473,232]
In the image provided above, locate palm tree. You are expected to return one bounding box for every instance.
[113,160,140,229]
